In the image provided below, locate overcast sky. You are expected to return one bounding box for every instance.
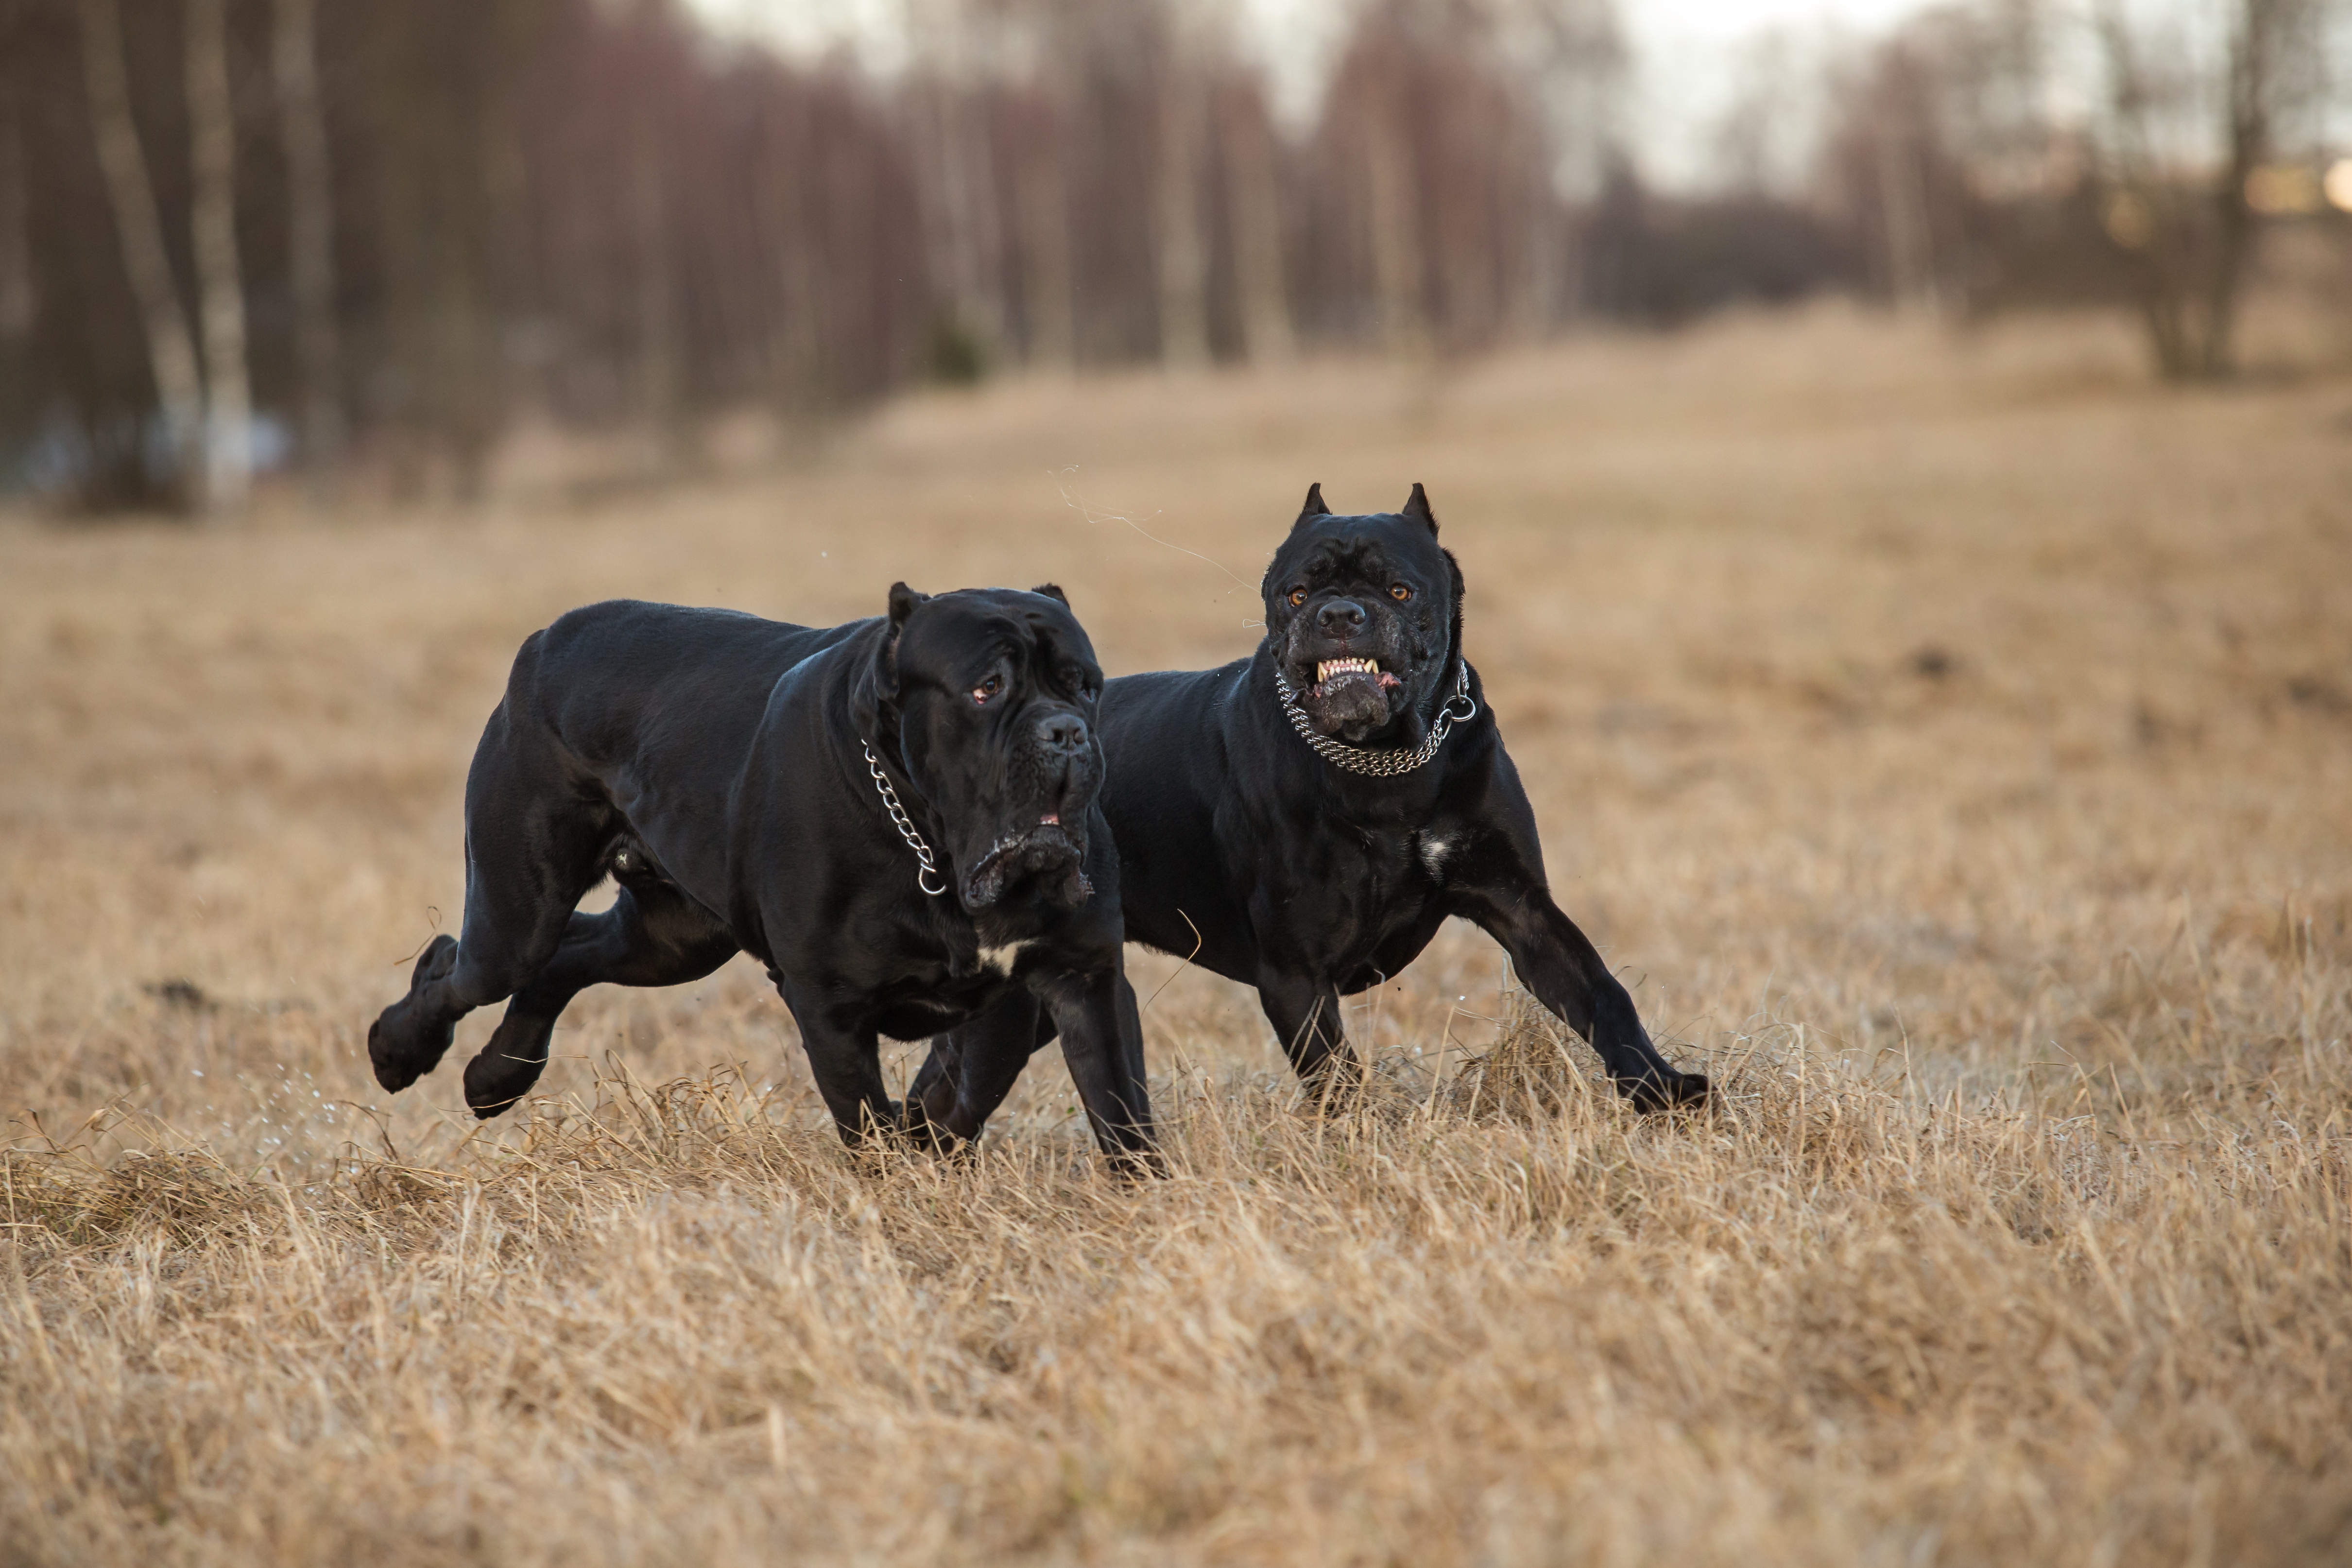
[684,0,1940,189]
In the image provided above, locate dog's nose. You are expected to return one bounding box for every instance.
[1317,598,1367,636]
[1036,711,1090,754]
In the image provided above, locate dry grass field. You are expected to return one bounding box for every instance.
[3,305,2350,1566]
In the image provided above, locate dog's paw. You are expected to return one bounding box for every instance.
[368,1006,455,1093]
[1621,1068,1710,1113]
[897,1093,962,1155]
[367,936,462,1092]
[1103,1140,1167,1182]
[1293,1052,1369,1114]
[462,1015,554,1120]
[461,1071,533,1120]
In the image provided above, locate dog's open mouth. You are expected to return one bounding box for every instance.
[1312,656,1405,696]
[963,817,1092,909]
[1297,655,1406,739]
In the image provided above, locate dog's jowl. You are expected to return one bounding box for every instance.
[911,484,1707,1129]
[366,585,1157,1171]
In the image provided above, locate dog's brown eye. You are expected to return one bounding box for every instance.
[1390,584,1413,602]
[973,675,1003,703]
[1288,588,1306,607]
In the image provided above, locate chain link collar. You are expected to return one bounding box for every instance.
[862,741,948,896]
[1269,659,1476,777]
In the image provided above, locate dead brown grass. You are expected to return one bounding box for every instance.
[2,304,2349,1566]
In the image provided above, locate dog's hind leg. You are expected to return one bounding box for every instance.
[905,994,1059,1150]
[461,877,739,1118]
[368,703,611,1094]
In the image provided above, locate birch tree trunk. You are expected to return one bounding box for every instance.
[0,0,34,350]
[1154,71,1210,369]
[631,121,677,467]
[909,11,1004,362]
[78,0,206,506]
[272,0,343,489]
[1364,96,1427,359]
[1223,96,1294,365]
[1017,144,1075,373]
[775,223,826,414]
[1875,124,1937,314]
[0,0,27,453]
[945,90,1005,350]
[186,0,249,514]
[763,98,825,418]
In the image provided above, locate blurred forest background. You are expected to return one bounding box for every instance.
[0,0,2347,516]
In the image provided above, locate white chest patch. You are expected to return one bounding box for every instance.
[979,941,1036,976]
[1418,833,1456,879]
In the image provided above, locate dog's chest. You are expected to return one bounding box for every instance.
[1335,822,1455,884]
[946,907,1051,982]
[1288,823,1449,926]
[1413,829,1458,879]
[977,939,1036,978]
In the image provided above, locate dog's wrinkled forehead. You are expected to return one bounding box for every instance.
[1268,513,1447,591]
[897,587,1099,684]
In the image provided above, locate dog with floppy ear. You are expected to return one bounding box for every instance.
[908,483,1707,1131]
[365,584,1157,1172]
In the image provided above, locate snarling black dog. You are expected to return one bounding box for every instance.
[366,586,1156,1171]
[906,485,1707,1132]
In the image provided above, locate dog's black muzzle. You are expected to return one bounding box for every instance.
[959,704,1102,910]
[1282,599,1432,741]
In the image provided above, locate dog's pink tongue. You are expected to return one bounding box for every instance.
[1040,812,1059,825]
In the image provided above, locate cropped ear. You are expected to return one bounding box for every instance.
[1290,482,1329,530]
[876,581,928,701]
[1029,583,1070,606]
[1401,482,1438,536]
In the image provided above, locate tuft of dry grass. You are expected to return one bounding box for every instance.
[3,305,2350,1565]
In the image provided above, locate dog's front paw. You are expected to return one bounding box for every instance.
[1294,1051,1369,1114]
[1621,1068,1710,1113]
[368,936,462,1092]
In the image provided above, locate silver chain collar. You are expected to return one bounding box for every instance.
[862,741,949,896]
[1270,659,1477,777]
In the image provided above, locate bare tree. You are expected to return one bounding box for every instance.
[630,58,678,465]
[1860,44,1944,314]
[763,93,827,414]
[0,0,32,358]
[1876,122,1941,313]
[1154,64,1211,367]
[2092,0,2335,378]
[907,0,1008,362]
[1359,39,1428,358]
[1504,0,1626,329]
[186,0,250,514]
[77,0,206,505]
[272,0,343,490]
[1220,77,1295,363]
[1015,128,1077,372]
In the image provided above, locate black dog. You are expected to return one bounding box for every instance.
[366,585,1157,1170]
[908,484,1707,1131]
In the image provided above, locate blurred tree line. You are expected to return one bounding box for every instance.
[0,0,2341,515]
[1816,0,2346,379]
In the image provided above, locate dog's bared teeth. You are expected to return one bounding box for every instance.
[1311,656,1382,688]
